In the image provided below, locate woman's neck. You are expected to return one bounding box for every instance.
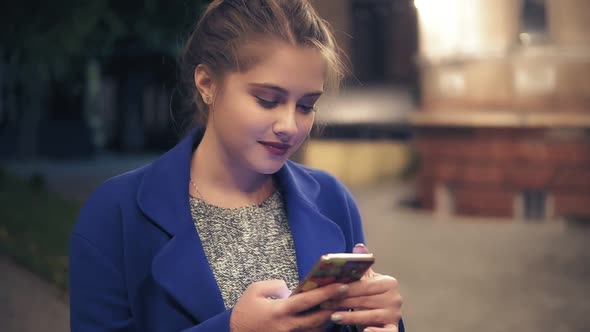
[189,129,275,208]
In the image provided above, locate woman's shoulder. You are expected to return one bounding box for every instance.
[88,164,149,206]
[73,164,151,235]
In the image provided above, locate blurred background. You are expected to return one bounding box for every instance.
[1,0,589,331]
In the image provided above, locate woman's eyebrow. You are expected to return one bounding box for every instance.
[248,83,323,97]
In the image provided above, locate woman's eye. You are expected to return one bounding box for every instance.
[255,96,279,109]
[298,104,316,113]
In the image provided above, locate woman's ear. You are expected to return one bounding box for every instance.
[194,64,217,103]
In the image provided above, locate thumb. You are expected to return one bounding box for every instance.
[353,243,370,254]
[353,243,376,279]
[251,279,291,299]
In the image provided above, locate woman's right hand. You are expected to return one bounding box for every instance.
[230,279,349,332]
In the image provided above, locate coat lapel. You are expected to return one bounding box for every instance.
[137,131,225,323]
[277,162,347,280]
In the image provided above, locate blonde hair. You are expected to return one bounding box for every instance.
[179,0,346,129]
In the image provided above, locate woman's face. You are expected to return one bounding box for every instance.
[206,43,326,175]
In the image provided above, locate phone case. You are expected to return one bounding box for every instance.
[291,253,375,295]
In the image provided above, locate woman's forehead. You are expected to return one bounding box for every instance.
[234,43,326,95]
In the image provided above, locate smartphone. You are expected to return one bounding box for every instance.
[290,253,375,296]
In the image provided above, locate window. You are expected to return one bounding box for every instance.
[519,0,548,46]
[523,191,547,221]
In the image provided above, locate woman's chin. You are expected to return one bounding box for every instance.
[253,157,289,175]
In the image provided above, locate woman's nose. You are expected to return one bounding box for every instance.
[272,106,298,140]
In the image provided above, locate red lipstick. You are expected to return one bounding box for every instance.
[259,141,291,156]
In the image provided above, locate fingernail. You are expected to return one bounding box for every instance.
[337,284,349,293]
[353,243,368,254]
[364,329,374,332]
[331,313,342,322]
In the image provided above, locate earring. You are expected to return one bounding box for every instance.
[203,95,212,105]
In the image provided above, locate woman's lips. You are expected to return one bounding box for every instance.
[259,141,291,156]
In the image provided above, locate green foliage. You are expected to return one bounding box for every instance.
[111,0,207,56]
[0,0,209,82]
[2,1,107,81]
[29,173,46,192]
[0,172,81,290]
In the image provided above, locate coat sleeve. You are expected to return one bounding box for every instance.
[178,310,232,332]
[70,232,235,332]
[69,181,235,332]
[70,233,135,331]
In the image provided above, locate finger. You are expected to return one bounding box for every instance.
[290,309,334,330]
[326,286,402,311]
[321,292,393,310]
[330,308,400,326]
[353,243,370,254]
[345,275,398,298]
[286,283,349,313]
[353,244,377,279]
[361,324,399,332]
[250,279,290,299]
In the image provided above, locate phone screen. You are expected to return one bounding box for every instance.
[291,253,374,296]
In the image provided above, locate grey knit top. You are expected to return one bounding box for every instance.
[189,189,300,308]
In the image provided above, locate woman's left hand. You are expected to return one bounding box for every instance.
[320,244,403,332]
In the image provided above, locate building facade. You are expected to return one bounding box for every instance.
[412,0,590,221]
[304,0,418,186]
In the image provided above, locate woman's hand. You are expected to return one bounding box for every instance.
[320,244,403,332]
[230,279,349,332]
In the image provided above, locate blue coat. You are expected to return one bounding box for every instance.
[70,130,405,332]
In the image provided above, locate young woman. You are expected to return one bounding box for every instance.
[69,1,404,331]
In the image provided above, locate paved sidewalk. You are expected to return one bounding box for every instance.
[0,255,69,332]
[351,181,590,332]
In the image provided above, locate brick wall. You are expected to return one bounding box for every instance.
[416,128,590,219]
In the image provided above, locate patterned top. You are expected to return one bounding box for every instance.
[189,189,300,308]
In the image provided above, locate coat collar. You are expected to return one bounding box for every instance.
[137,130,345,323]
